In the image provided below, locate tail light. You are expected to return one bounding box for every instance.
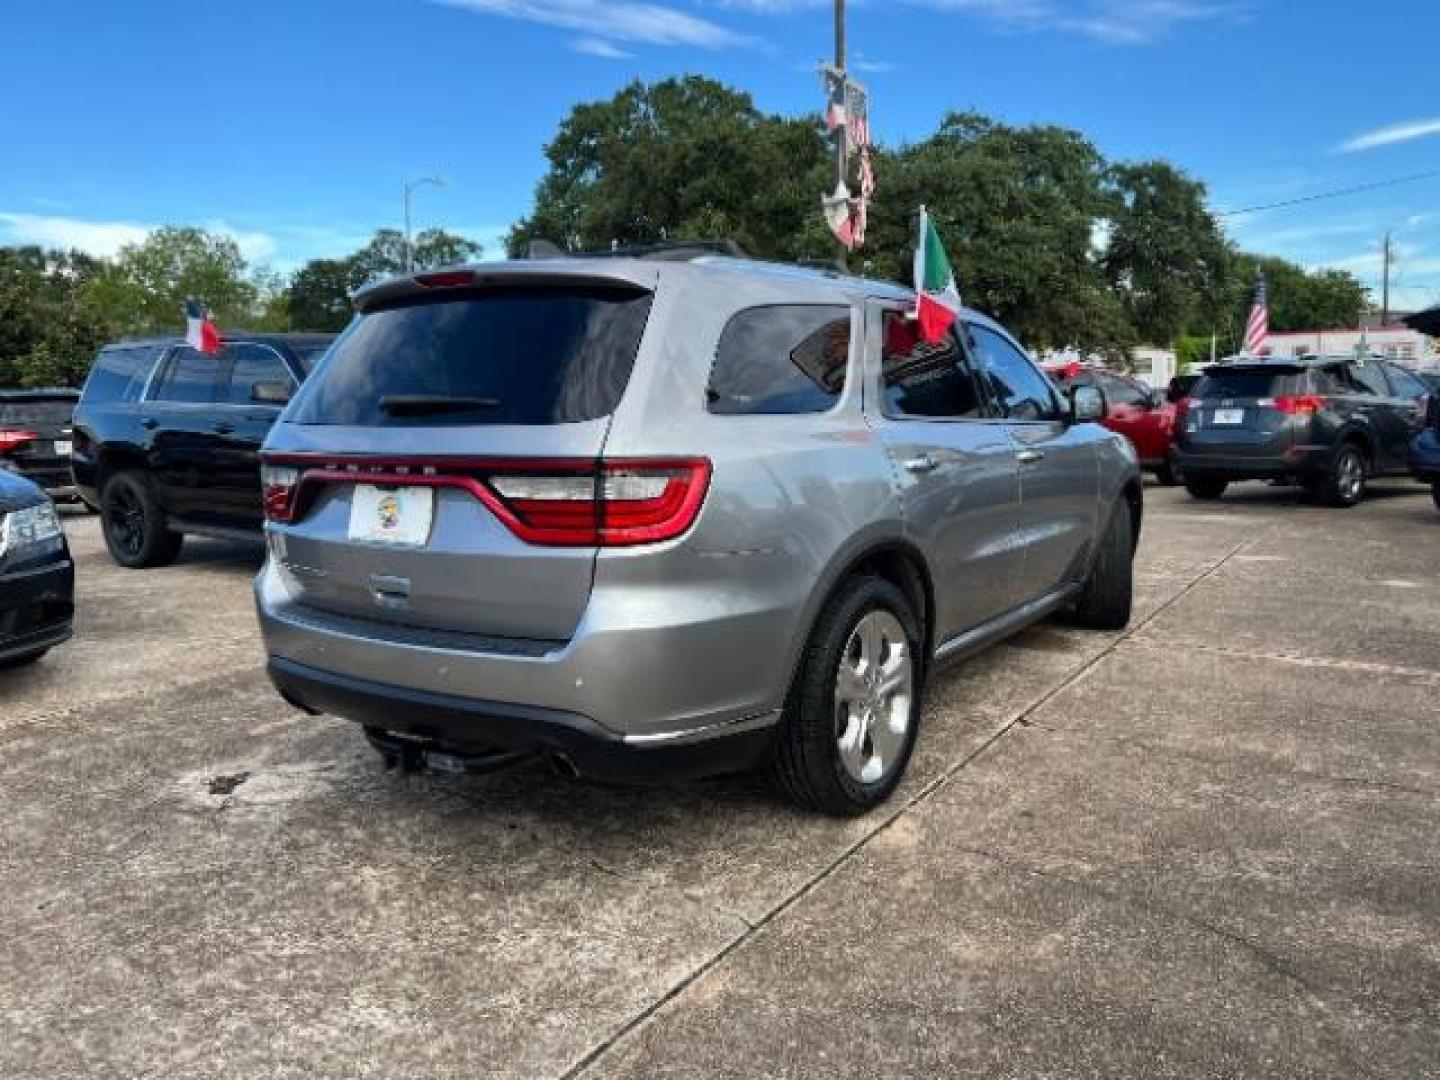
[261,464,301,523]
[1273,395,1326,415]
[0,430,38,453]
[260,456,711,547]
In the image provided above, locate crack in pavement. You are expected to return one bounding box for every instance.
[563,528,1272,1079]
[1123,638,1440,684]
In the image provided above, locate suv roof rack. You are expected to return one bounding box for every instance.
[523,238,749,262]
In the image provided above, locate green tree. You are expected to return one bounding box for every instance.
[509,76,830,260]
[1102,161,1233,347]
[283,228,483,332]
[1225,254,1370,347]
[85,226,257,336]
[0,246,111,387]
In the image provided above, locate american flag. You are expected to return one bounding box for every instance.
[1243,272,1269,355]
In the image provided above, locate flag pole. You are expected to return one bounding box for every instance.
[833,0,847,271]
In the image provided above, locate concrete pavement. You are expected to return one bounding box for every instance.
[2,481,1437,1078]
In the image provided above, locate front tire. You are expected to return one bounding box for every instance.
[767,576,922,816]
[1313,444,1366,508]
[1069,498,1134,631]
[1155,460,1182,487]
[100,471,183,568]
[1184,474,1228,500]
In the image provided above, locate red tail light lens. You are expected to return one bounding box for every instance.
[414,270,475,288]
[261,464,301,523]
[1274,395,1326,415]
[258,456,712,546]
[486,459,711,546]
[0,430,38,453]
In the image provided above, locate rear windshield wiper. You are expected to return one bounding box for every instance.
[379,394,500,416]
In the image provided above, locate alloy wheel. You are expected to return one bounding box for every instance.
[106,485,145,558]
[833,610,913,784]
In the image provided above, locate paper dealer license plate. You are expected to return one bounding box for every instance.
[1212,408,1244,425]
[53,439,72,456]
[347,484,434,546]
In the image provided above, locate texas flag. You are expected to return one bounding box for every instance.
[184,298,221,355]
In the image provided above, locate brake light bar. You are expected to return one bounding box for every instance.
[259,456,712,547]
[0,430,38,453]
[414,270,475,289]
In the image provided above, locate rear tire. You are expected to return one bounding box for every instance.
[1314,443,1366,509]
[0,648,48,669]
[1069,498,1134,631]
[1155,461,1182,487]
[100,470,183,568]
[1184,475,1228,500]
[767,576,922,817]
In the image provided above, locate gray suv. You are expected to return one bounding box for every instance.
[255,254,1140,814]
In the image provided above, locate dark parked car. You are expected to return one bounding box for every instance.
[0,388,81,501]
[1411,397,1440,512]
[0,470,73,667]
[72,334,333,567]
[1174,354,1430,507]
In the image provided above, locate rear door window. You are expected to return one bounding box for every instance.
[1346,360,1391,397]
[223,343,293,405]
[707,305,850,415]
[880,313,986,419]
[287,286,653,426]
[152,347,224,403]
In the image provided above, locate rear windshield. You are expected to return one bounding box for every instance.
[0,399,75,425]
[287,287,652,426]
[1193,369,1301,399]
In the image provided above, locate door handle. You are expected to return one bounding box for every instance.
[213,422,235,435]
[1016,449,1046,465]
[902,454,939,474]
[140,417,159,430]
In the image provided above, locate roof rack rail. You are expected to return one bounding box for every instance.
[522,238,749,262]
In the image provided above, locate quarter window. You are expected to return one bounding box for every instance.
[968,325,1060,421]
[880,312,985,419]
[152,347,224,403]
[708,305,850,415]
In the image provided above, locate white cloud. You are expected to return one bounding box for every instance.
[0,211,150,257]
[0,211,280,266]
[572,35,634,57]
[1338,118,1440,154]
[433,0,748,47]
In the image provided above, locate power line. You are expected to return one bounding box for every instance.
[1215,168,1440,218]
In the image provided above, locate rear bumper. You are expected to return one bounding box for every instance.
[255,550,797,774]
[1176,443,1332,480]
[0,555,75,661]
[268,656,776,782]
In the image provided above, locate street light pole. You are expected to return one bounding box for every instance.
[403,175,445,272]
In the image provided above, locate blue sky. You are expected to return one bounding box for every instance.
[2,0,1438,311]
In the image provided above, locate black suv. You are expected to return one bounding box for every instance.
[72,334,333,567]
[1174,354,1430,507]
[0,388,81,501]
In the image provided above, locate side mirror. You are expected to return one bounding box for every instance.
[1072,385,1106,423]
[251,380,292,406]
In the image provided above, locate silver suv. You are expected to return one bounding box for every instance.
[255,254,1140,814]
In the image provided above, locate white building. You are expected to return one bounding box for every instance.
[1263,326,1436,370]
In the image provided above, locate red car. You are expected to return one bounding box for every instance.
[1046,363,1181,485]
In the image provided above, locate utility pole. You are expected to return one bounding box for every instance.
[834,0,847,271]
[1381,230,1392,325]
[403,175,445,272]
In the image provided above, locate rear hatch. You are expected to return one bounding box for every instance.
[0,395,78,479]
[266,278,656,643]
[1182,365,1304,458]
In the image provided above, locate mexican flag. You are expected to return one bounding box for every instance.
[912,207,961,343]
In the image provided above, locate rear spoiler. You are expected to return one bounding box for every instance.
[352,261,660,315]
